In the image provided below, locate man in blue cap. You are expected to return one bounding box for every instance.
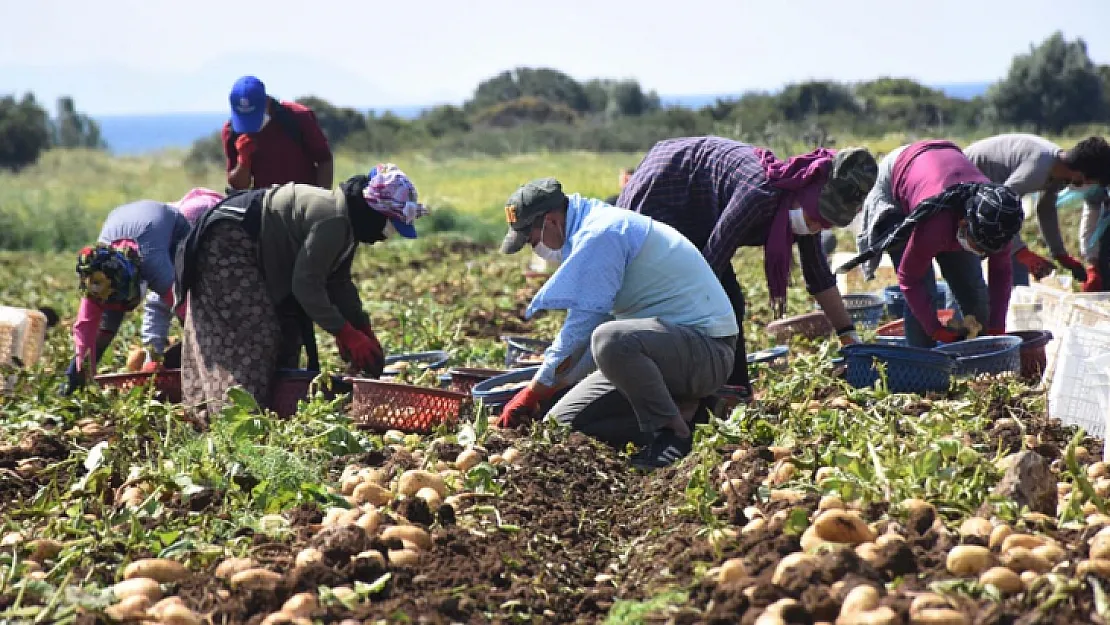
[221,75,334,192]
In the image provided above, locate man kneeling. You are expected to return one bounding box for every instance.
[496,178,739,470]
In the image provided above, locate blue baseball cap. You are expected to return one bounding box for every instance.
[228,76,267,133]
[369,166,419,239]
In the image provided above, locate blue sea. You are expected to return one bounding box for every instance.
[95,83,990,156]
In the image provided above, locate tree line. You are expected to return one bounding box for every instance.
[2,31,1109,173]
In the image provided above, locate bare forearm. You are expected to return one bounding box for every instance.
[813,286,853,331]
[227,164,252,190]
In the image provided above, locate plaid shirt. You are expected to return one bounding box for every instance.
[617,137,836,294]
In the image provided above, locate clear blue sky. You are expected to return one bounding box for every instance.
[2,0,1109,115]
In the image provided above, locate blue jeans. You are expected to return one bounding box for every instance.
[888,248,990,348]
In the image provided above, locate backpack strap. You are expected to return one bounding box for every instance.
[225,97,310,158]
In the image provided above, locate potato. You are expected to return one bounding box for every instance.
[840,585,880,615]
[322,507,346,527]
[769,489,806,504]
[900,499,934,516]
[742,518,767,535]
[1032,543,1065,564]
[815,467,836,484]
[708,527,739,550]
[381,525,432,551]
[813,510,875,545]
[397,470,448,498]
[104,595,151,621]
[768,461,796,486]
[354,550,387,567]
[772,552,816,586]
[979,567,1023,594]
[800,526,827,552]
[1090,529,1110,559]
[1077,559,1110,577]
[818,495,845,512]
[836,606,898,625]
[148,597,186,619]
[415,487,443,510]
[946,545,993,576]
[489,453,504,465]
[958,518,993,541]
[230,568,283,591]
[1089,462,1109,480]
[215,557,258,580]
[989,524,1012,550]
[876,534,906,549]
[1001,547,1051,573]
[334,506,361,526]
[769,446,793,461]
[753,611,786,625]
[909,593,950,615]
[1088,514,1110,528]
[455,448,482,471]
[123,558,188,583]
[282,592,319,617]
[1000,534,1047,553]
[160,604,202,625]
[111,577,163,602]
[910,609,968,625]
[295,548,324,569]
[27,538,62,563]
[855,543,882,568]
[356,509,383,533]
[502,447,522,465]
[717,558,747,584]
[1020,571,1039,588]
[340,474,363,495]
[352,482,393,506]
[0,531,23,547]
[388,549,422,566]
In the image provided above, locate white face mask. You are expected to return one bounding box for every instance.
[789,208,817,236]
[956,227,984,257]
[381,221,397,239]
[259,112,271,130]
[534,219,564,265]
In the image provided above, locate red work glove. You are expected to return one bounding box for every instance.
[234,134,257,166]
[336,322,380,374]
[1054,254,1088,283]
[141,360,162,373]
[931,327,964,344]
[1015,248,1055,280]
[497,385,550,428]
[355,323,385,378]
[1083,265,1103,292]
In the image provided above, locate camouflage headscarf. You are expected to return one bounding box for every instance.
[76,241,143,310]
[817,147,879,227]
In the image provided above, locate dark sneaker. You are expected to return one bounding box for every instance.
[631,429,692,471]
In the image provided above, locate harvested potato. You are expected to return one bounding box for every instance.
[282,592,319,617]
[295,548,324,569]
[742,518,767,535]
[840,585,881,615]
[1001,547,1051,573]
[104,595,151,621]
[1032,543,1065,564]
[855,543,882,568]
[123,558,188,583]
[415,486,443,510]
[455,448,482,471]
[768,461,796,486]
[381,525,432,551]
[352,482,393,506]
[388,549,421,566]
[707,527,739,550]
[909,594,950,615]
[397,470,448,498]
[215,557,258,580]
[946,545,993,576]
[1078,559,1110,577]
[160,604,202,625]
[818,495,845,511]
[772,553,816,586]
[148,597,186,620]
[111,577,163,602]
[989,524,1012,550]
[837,606,898,625]
[502,447,522,465]
[958,518,992,541]
[769,489,806,504]
[354,550,387,567]
[1001,534,1046,553]
[813,509,875,545]
[979,567,1023,593]
[356,509,383,533]
[717,558,747,584]
[910,609,968,625]
[1090,530,1110,560]
[230,568,283,591]
[0,531,23,547]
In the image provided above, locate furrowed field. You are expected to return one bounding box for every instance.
[1,145,1108,624]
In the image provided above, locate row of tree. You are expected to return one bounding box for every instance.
[2,31,1109,173]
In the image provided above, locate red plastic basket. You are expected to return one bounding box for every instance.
[270,370,353,418]
[445,367,505,394]
[767,311,832,341]
[875,309,957,337]
[347,378,469,433]
[95,369,182,403]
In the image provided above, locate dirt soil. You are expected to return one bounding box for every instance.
[67,380,1106,624]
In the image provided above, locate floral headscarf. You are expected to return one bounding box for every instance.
[364,163,430,237]
[75,241,143,310]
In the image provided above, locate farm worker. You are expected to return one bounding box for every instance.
[223,75,334,192]
[964,134,1110,286]
[1076,185,1110,291]
[174,164,428,418]
[603,167,636,205]
[62,193,222,394]
[496,178,739,470]
[842,140,1025,347]
[616,137,877,402]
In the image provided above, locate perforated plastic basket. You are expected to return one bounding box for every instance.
[380,351,451,379]
[874,310,958,337]
[1008,330,1054,383]
[842,293,886,328]
[95,369,183,403]
[471,366,539,410]
[269,369,352,418]
[767,312,832,341]
[841,343,954,394]
[348,378,469,433]
[500,335,550,368]
[933,336,1022,377]
[1048,325,1110,437]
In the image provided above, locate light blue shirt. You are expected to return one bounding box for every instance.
[527,195,738,386]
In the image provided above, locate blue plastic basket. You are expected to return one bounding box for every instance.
[883,284,952,320]
[471,366,539,410]
[748,345,789,365]
[500,335,550,368]
[932,336,1023,376]
[381,351,451,378]
[843,293,886,328]
[842,343,955,394]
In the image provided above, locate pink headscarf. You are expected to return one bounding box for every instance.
[752,147,835,316]
[171,188,225,225]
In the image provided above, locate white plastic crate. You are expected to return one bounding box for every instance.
[0,306,48,395]
[1048,324,1110,438]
